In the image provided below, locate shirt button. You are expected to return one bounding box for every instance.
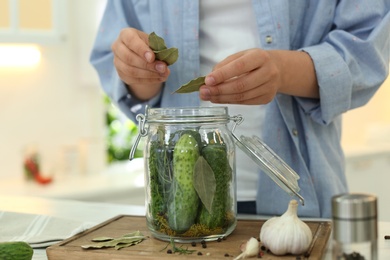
[292,128,298,136]
[265,35,273,44]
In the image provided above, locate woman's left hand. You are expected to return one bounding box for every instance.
[199,48,319,104]
[199,48,282,105]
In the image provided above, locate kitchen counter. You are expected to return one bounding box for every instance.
[0,158,145,205]
[1,195,390,259]
[0,195,145,260]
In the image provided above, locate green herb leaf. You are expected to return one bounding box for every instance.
[148,32,167,51]
[173,76,206,94]
[153,47,179,65]
[167,238,196,255]
[193,156,216,214]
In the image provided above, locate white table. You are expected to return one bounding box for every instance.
[1,195,390,259]
[0,159,145,205]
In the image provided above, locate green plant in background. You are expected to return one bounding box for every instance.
[104,95,143,163]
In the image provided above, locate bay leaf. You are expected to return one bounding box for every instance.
[153,47,179,65]
[81,233,146,250]
[193,156,216,214]
[173,76,206,94]
[91,236,114,242]
[148,32,167,51]
[122,230,143,237]
[114,239,144,250]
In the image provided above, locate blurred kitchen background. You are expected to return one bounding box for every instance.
[0,0,389,220]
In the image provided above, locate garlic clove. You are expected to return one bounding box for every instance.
[234,237,259,260]
[259,199,313,256]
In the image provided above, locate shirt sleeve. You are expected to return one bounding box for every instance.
[298,1,390,125]
[89,1,159,121]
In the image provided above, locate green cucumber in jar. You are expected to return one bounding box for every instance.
[198,143,232,229]
[168,133,200,233]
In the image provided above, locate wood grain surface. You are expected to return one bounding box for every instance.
[46,215,331,260]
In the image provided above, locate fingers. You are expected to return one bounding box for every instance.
[111,28,169,85]
[205,49,268,86]
[199,71,276,104]
[119,28,153,63]
[113,43,154,72]
[200,49,281,105]
[114,56,170,85]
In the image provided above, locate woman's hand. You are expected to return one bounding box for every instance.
[111,28,170,100]
[199,48,319,105]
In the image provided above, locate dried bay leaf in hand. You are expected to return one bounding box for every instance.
[154,47,179,65]
[173,76,206,94]
[148,32,179,65]
[148,32,167,51]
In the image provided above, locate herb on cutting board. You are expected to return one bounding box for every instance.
[161,238,196,255]
[81,231,147,250]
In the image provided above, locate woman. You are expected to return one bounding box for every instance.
[90,0,390,218]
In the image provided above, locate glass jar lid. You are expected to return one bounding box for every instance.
[145,106,230,124]
[232,133,304,205]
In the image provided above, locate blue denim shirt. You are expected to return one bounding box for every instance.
[90,0,390,218]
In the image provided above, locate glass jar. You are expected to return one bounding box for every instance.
[130,106,304,243]
[132,106,237,242]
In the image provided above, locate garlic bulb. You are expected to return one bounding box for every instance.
[259,200,312,255]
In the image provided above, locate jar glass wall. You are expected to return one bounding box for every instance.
[142,107,237,242]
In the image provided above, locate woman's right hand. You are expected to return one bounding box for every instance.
[111,28,170,100]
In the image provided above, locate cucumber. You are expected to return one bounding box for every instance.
[0,241,33,260]
[168,133,200,233]
[198,143,232,229]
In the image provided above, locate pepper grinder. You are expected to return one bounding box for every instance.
[332,193,378,260]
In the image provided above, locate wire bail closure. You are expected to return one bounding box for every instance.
[229,114,244,134]
[129,114,147,161]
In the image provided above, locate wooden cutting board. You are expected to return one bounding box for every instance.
[46,215,331,260]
